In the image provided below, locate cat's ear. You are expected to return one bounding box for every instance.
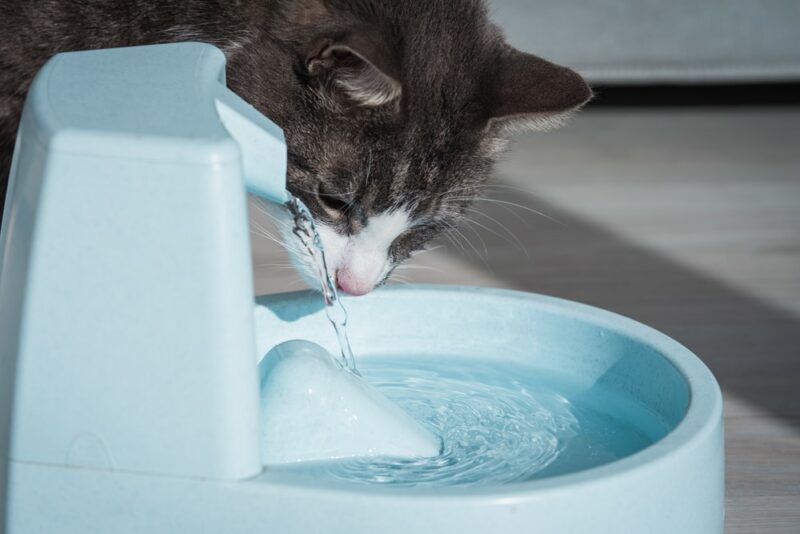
[483,47,592,132]
[306,27,402,107]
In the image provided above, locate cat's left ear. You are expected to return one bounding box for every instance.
[483,47,592,132]
[307,27,402,107]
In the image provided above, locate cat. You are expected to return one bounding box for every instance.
[0,0,591,295]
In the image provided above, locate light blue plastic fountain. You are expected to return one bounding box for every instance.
[0,43,724,534]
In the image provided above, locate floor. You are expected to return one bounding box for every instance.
[251,107,800,533]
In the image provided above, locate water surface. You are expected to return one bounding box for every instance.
[268,357,671,487]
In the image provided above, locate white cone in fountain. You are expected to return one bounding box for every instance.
[259,340,441,464]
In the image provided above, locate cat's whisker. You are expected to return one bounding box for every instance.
[249,227,277,240]
[255,262,295,268]
[480,198,566,226]
[249,228,286,248]
[364,148,373,185]
[430,181,526,192]
[288,259,318,288]
[286,278,310,289]
[463,215,527,258]
[421,185,521,206]
[436,215,497,264]
[442,196,566,226]
[250,224,294,248]
[465,208,530,258]
[288,184,361,199]
[249,201,324,265]
[476,183,539,194]
[250,202,295,232]
[440,220,484,260]
[438,223,468,255]
[448,223,488,262]
[250,218,281,238]
[282,185,317,196]
[442,231,466,254]
[460,219,489,259]
[388,273,412,285]
[395,263,446,275]
[474,197,532,226]
[410,245,444,257]
[249,225,298,256]
[250,196,286,217]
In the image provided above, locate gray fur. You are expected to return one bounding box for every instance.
[0,0,591,263]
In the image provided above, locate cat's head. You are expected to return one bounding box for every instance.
[262,0,591,295]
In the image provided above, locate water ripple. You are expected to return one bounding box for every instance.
[322,359,581,487]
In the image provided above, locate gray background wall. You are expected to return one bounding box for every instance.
[490,0,800,83]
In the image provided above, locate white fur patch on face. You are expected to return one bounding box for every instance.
[315,223,349,277]
[336,209,411,295]
[352,210,411,258]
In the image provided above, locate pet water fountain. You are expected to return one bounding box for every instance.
[0,43,724,533]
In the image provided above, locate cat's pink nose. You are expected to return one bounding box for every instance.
[336,268,374,296]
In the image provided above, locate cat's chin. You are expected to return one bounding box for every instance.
[335,281,373,297]
[335,262,383,296]
[296,263,379,297]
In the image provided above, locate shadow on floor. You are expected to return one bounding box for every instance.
[435,181,800,421]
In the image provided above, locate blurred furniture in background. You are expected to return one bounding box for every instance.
[491,0,800,84]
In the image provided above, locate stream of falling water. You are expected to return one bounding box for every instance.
[285,195,358,374]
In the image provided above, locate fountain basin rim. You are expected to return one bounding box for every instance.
[256,284,723,498]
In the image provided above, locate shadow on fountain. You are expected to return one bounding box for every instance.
[257,289,325,322]
[431,183,800,426]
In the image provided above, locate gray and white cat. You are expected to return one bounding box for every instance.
[0,0,591,295]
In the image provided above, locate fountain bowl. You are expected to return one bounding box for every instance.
[252,284,724,534]
[6,285,723,534]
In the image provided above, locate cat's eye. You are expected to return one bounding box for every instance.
[317,183,351,214]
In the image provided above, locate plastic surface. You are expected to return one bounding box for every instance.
[259,340,440,464]
[0,42,289,485]
[5,286,723,533]
[8,41,287,203]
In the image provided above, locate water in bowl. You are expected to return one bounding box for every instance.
[267,356,672,487]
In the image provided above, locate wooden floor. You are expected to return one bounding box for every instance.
[251,107,800,533]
